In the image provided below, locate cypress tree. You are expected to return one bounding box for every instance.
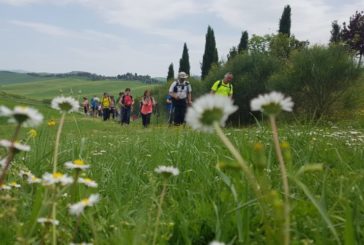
[167,63,174,81]
[201,26,218,80]
[279,5,291,36]
[238,31,249,52]
[179,43,190,75]
[330,21,341,44]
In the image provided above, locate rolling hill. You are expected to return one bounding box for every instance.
[0,71,160,100]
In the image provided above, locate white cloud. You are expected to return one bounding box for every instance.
[10,20,72,36]
[2,0,364,76]
[10,20,127,43]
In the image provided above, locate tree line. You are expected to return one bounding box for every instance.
[163,5,364,123]
[168,6,363,81]
[27,71,162,84]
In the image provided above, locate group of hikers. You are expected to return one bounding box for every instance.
[81,71,234,127]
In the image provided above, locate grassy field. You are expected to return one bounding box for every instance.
[0,72,159,100]
[1,94,364,244]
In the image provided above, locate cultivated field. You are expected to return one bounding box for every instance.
[0,72,158,100]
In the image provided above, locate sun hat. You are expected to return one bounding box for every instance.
[178,72,189,79]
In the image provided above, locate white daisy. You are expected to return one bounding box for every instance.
[154,166,179,177]
[0,105,12,116]
[0,140,31,152]
[209,241,225,245]
[20,170,41,184]
[37,217,60,226]
[64,159,90,170]
[51,96,80,113]
[19,170,32,178]
[42,172,73,186]
[0,158,6,169]
[28,175,42,184]
[10,106,44,127]
[250,91,294,115]
[78,177,98,188]
[9,181,21,188]
[0,184,11,190]
[185,94,238,133]
[69,194,100,216]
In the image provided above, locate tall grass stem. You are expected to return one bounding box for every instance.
[152,179,168,245]
[269,115,290,245]
[53,113,66,172]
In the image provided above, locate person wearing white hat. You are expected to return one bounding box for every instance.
[168,71,192,125]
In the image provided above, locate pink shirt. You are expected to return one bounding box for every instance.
[141,97,154,115]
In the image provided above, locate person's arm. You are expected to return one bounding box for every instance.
[229,85,233,99]
[169,82,178,100]
[211,80,218,94]
[187,93,192,106]
[187,84,192,105]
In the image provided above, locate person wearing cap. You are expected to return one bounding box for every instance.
[211,72,234,98]
[168,71,192,125]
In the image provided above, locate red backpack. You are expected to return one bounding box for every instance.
[122,95,133,107]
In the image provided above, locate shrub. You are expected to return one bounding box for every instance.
[269,45,361,119]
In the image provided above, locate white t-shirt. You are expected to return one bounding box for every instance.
[168,80,192,99]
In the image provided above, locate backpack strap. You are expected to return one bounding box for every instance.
[216,80,232,92]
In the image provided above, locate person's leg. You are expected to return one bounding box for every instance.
[103,109,107,121]
[120,108,124,123]
[121,108,126,124]
[174,106,181,125]
[142,114,146,127]
[180,105,187,124]
[146,113,151,127]
[111,108,115,119]
[126,107,131,124]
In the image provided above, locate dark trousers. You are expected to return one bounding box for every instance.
[103,108,110,121]
[141,113,152,127]
[121,107,131,124]
[173,105,187,125]
[110,107,116,119]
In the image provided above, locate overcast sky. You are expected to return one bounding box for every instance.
[0,0,363,77]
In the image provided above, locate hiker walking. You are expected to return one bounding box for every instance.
[110,95,116,120]
[120,88,134,125]
[90,95,99,117]
[210,72,234,98]
[140,90,156,128]
[101,92,111,121]
[117,92,124,122]
[82,97,90,115]
[166,94,173,125]
[168,71,192,125]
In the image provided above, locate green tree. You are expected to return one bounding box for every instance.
[279,5,291,36]
[341,11,364,67]
[238,31,249,53]
[270,33,309,59]
[227,46,238,61]
[179,43,190,75]
[167,63,174,81]
[330,20,341,44]
[249,34,271,54]
[201,26,218,80]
